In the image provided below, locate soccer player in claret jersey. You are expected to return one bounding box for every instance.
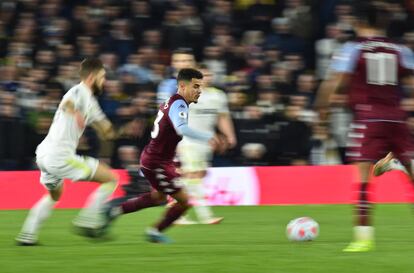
[176,65,236,225]
[16,58,121,245]
[101,68,222,243]
[316,4,414,252]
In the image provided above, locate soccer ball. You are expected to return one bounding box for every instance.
[286,217,319,241]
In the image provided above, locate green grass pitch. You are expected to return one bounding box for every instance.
[1,205,414,273]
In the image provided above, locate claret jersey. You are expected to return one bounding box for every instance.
[330,37,414,121]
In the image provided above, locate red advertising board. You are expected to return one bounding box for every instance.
[0,166,413,209]
[0,170,130,209]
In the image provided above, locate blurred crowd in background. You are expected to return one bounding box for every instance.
[1,0,414,170]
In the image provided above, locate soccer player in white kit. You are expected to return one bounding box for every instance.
[177,65,236,224]
[16,58,120,245]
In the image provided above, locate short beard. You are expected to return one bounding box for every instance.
[92,81,102,96]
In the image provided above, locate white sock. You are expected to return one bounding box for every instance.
[176,215,193,221]
[186,180,213,222]
[77,181,117,223]
[20,194,56,236]
[354,226,374,241]
[146,227,161,235]
[390,158,408,174]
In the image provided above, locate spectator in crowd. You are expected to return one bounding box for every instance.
[157,47,195,103]
[0,91,26,169]
[265,17,306,56]
[274,104,312,165]
[202,45,227,87]
[315,23,343,80]
[234,104,271,166]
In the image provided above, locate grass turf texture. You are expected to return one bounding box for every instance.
[1,205,414,273]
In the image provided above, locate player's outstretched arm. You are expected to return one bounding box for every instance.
[217,112,237,148]
[314,72,351,120]
[176,123,213,142]
[208,134,228,154]
[314,73,344,108]
[91,118,123,140]
[315,41,358,120]
[169,99,214,142]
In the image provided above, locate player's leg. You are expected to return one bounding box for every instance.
[173,171,208,225]
[74,158,119,229]
[344,161,375,252]
[386,122,414,208]
[99,189,171,242]
[82,161,118,212]
[174,144,201,224]
[401,160,414,211]
[373,122,413,177]
[142,164,192,242]
[93,190,166,239]
[344,121,379,252]
[185,171,223,224]
[16,171,63,246]
[118,190,167,214]
[177,144,221,224]
[146,189,192,243]
[74,158,118,229]
[114,165,172,215]
[373,151,414,210]
[98,167,169,235]
[373,152,408,176]
[154,189,192,231]
[169,202,197,225]
[101,164,189,242]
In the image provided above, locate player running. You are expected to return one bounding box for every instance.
[16,58,121,245]
[316,5,414,252]
[175,65,236,225]
[100,68,222,243]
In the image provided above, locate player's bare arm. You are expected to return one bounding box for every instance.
[314,72,347,109]
[217,112,237,148]
[91,118,119,140]
[314,72,350,121]
[208,134,227,154]
[402,75,414,88]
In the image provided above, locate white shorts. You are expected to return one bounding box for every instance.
[36,154,99,191]
[177,143,212,173]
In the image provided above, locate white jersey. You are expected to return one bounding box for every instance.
[36,82,105,157]
[181,87,229,145]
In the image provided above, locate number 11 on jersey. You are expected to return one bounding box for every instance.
[364,52,397,86]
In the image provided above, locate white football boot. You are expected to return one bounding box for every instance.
[373,152,408,177]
